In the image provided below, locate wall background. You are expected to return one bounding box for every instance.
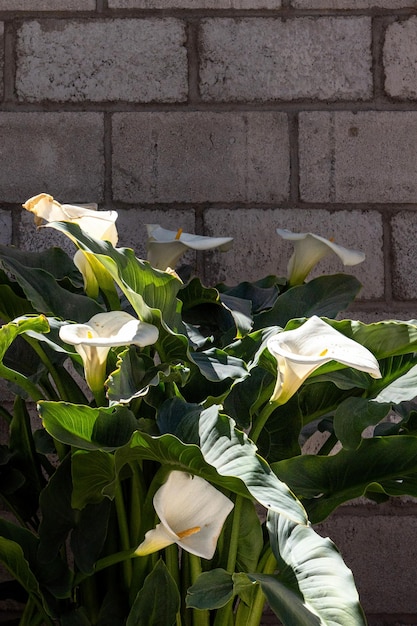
[1,1,417,624]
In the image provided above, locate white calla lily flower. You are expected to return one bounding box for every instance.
[276,228,365,286]
[135,471,234,560]
[146,224,233,270]
[23,193,118,245]
[59,311,158,393]
[267,316,381,405]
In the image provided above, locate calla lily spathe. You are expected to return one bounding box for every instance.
[59,311,158,393]
[146,224,233,270]
[267,316,381,405]
[135,471,234,560]
[23,193,118,245]
[276,228,365,286]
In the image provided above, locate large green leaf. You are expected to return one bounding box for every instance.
[186,568,234,609]
[0,537,42,602]
[259,511,366,625]
[0,243,80,283]
[272,435,417,522]
[190,349,248,382]
[0,255,102,322]
[333,397,390,450]
[38,455,111,574]
[127,559,180,626]
[47,222,182,327]
[253,274,361,330]
[39,401,139,450]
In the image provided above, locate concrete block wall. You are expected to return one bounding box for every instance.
[1,1,417,624]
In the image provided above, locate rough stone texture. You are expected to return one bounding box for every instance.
[292,0,417,7]
[109,0,282,6]
[391,211,417,301]
[316,513,417,615]
[0,210,11,245]
[16,20,187,103]
[384,17,417,100]
[112,112,289,203]
[200,18,372,102]
[0,113,104,203]
[0,0,95,7]
[203,208,383,299]
[299,112,417,203]
[0,23,3,101]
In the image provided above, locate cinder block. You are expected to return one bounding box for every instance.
[315,512,417,614]
[199,17,372,102]
[0,23,3,101]
[391,211,417,300]
[0,113,104,203]
[0,0,95,7]
[109,0,281,6]
[112,112,289,203]
[292,0,417,7]
[299,112,417,203]
[0,211,11,245]
[16,20,187,103]
[384,16,417,99]
[202,208,384,300]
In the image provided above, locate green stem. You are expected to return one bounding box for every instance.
[114,478,133,589]
[80,574,100,625]
[250,402,278,444]
[25,336,70,400]
[235,549,277,626]
[188,554,209,626]
[0,364,43,402]
[226,495,243,573]
[165,543,180,589]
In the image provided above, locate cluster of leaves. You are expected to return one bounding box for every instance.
[1,221,417,626]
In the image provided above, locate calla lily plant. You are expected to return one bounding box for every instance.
[146,223,233,270]
[277,228,365,286]
[1,192,417,626]
[267,315,382,405]
[136,471,234,559]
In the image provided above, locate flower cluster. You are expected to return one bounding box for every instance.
[0,192,416,626]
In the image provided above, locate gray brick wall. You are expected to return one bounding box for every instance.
[2,2,417,624]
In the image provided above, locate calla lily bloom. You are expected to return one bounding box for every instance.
[267,316,381,405]
[23,193,118,245]
[146,224,233,270]
[59,311,158,394]
[135,471,234,559]
[276,228,365,286]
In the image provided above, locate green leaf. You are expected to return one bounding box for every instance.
[0,255,102,322]
[71,449,116,509]
[39,402,139,450]
[106,347,170,404]
[0,537,41,600]
[190,349,248,382]
[186,569,234,609]
[333,397,390,450]
[235,498,263,572]
[253,274,361,329]
[38,456,111,574]
[272,435,417,522]
[127,559,180,626]
[47,222,182,327]
[260,511,366,625]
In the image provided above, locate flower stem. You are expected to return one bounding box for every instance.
[114,478,133,589]
[188,554,209,626]
[250,401,277,444]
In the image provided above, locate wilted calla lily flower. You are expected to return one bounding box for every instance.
[276,228,365,286]
[23,193,118,245]
[146,224,233,270]
[59,311,158,394]
[267,316,381,405]
[135,471,234,559]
